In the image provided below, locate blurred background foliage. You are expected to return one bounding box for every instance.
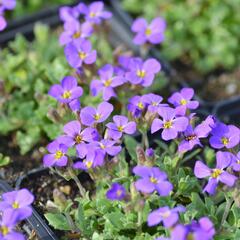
[122,0,240,75]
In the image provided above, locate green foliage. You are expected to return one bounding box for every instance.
[0,153,11,167]
[122,0,240,74]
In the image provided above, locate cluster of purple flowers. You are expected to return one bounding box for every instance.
[0,0,16,31]
[0,189,34,239]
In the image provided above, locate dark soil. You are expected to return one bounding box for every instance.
[173,60,240,102]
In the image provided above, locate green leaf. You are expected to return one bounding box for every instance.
[44,213,71,231]
[124,135,138,162]
[0,153,11,167]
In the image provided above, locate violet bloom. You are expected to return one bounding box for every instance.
[148,206,185,228]
[178,122,212,152]
[49,76,83,104]
[59,5,80,22]
[106,183,126,201]
[73,150,104,170]
[0,210,24,240]
[142,93,168,113]
[151,107,189,141]
[106,115,136,140]
[59,21,93,46]
[209,122,240,149]
[231,151,240,172]
[65,39,97,69]
[126,58,161,87]
[168,88,199,116]
[43,140,68,167]
[0,13,6,31]
[133,166,173,196]
[194,151,237,195]
[131,17,166,45]
[171,217,215,240]
[83,1,112,24]
[146,148,154,158]
[128,95,148,118]
[91,139,122,157]
[69,99,81,113]
[57,121,99,158]
[90,64,125,101]
[80,102,113,126]
[0,189,34,221]
[0,0,16,31]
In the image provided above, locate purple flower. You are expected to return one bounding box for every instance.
[59,6,80,22]
[57,121,99,158]
[231,151,240,172]
[128,95,148,118]
[147,206,185,228]
[133,166,173,196]
[132,17,166,45]
[126,58,161,87]
[142,93,168,113]
[90,64,125,101]
[82,1,112,24]
[171,217,215,240]
[106,115,136,140]
[0,14,7,31]
[91,139,122,157]
[73,150,104,170]
[43,140,68,167]
[0,210,24,240]
[168,88,199,116]
[194,151,237,195]
[0,0,16,11]
[80,102,113,126]
[178,122,212,152]
[106,183,126,201]
[209,122,240,149]
[151,107,189,141]
[65,39,97,69]
[49,76,83,104]
[145,148,154,158]
[69,99,81,113]
[59,20,93,46]
[0,189,34,221]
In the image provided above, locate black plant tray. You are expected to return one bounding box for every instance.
[110,0,240,123]
[0,179,58,240]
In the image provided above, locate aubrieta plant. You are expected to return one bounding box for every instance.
[0,189,34,239]
[40,1,240,240]
[0,0,16,31]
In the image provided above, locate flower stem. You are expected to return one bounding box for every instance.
[67,168,86,197]
[220,194,233,231]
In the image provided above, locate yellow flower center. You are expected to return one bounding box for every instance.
[116,190,122,196]
[180,99,187,105]
[90,12,96,17]
[75,135,83,144]
[163,121,172,129]
[0,226,9,236]
[104,79,112,87]
[73,31,81,39]
[94,113,102,120]
[187,233,195,240]
[55,150,64,160]
[237,160,240,164]
[160,211,171,218]
[117,126,124,132]
[185,135,197,141]
[152,102,158,106]
[221,137,229,145]
[136,69,146,78]
[137,102,144,109]
[79,52,87,60]
[145,28,152,36]
[62,91,71,99]
[211,169,222,178]
[85,161,93,169]
[12,201,19,209]
[100,143,106,149]
[150,176,158,184]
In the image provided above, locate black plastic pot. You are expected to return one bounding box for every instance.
[110,0,240,121]
[0,179,58,240]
